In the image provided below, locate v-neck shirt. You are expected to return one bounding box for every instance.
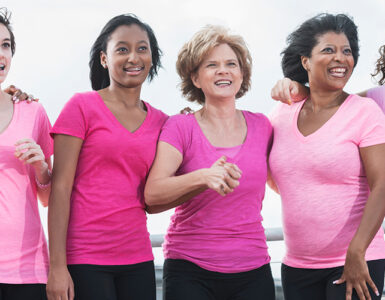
[269,94,385,269]
[51,91,168,265]
[0,101,52,283]
[160,111,273,273]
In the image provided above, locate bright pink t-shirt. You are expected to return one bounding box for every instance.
[51,91,168,265]
[269,94,385,269]
[367,85,385,112]
[160,112,272,273]
[0,101,52,283]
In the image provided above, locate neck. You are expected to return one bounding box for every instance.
[308,88,347,112]
[105,82,143,108]
[198,97,239,127]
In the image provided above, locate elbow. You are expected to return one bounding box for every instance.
[144,185,159,206]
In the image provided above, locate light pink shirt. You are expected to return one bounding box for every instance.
[51,91,168,265]
[269,94,385,268]
[0,101,52,283]
[160,112,272,273]
[367,85,385,112]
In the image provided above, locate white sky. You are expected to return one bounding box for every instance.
[2,0,385,264]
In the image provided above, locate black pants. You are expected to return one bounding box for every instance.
[68,261,156,300]
[163,259,275,300]
[0,283,47,300]
[282,259,385,300]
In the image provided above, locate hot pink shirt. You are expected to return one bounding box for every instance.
[51,91,168,265]
[367,85,385,112]
[0,101,52,284]
[269,94,385,268]
[160,112,272,273]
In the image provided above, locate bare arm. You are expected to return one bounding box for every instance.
[46,134,82,300]
[36,158,52,206]
[335,143,385,300]
[144,141,241,210]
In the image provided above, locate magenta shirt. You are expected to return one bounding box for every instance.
[0,102,52,283]
[269,94,385,268]
[51,91,168,265]
[160,112,272,273]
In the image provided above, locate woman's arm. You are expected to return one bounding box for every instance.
[14,138,52,206]
[144,141,241,210]
[46,134,83,300]
[335,143,385,300]
[271,78,309,104]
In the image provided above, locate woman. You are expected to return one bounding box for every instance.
[269,14,385,300]
[144,25,275,300]
[46,14,167,300]
[0,8,53,300]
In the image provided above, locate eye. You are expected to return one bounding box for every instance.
[2,42,10,48]
[138,46,148,52]
[206,63,216,68]
[343,48,352,55]
[228,62,238,67]
[321,47,334,53]
[116,47,128,53]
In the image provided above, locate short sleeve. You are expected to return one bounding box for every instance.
[159,115,188,155]
[35,104,53,158]
[51,93,87,140]
[367,86,385,113]
[357,99,385,148]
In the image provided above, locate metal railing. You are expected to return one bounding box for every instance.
[150,221,385,299]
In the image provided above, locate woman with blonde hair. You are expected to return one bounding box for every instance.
[145,25,275,300]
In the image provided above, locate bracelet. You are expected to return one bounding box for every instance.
[35,169,52,189]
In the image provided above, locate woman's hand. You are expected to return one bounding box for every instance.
[46,266,75,300]
[4,85,38,102]
[334,247,379,300]
[203,156,242,196]
[271,78,308,104]
[14,138,47,173]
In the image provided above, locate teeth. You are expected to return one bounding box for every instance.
[124,67,143,72]
[215,80,231,86]
[330,68,346,73]
[0,64,5,71]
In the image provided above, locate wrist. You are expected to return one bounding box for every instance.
[347,239,366,257]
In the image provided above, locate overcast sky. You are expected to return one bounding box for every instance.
[3,0,385,243]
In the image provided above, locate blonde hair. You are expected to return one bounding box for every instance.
[176,25,252,105]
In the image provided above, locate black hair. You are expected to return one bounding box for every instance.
[372,45,385,85]
[0,8,15,56]
[89,14,162,90]
[281,13,359,84]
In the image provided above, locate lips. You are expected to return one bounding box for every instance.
[328,67,347,78]
[123,66,144,75]
[0,64,5,71]
[215,79,232,86]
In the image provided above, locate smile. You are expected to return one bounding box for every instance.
[123,66,144,74]
[0,64,5,71]
[215,80,232,86]
[328,67,347,78]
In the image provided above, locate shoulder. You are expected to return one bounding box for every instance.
[346,94,383,113]
[143,101,168,122]
[16,101,46,118]
[66,91,99,106]
[366,86,385,112]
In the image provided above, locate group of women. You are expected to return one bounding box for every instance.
[1,6,385,300]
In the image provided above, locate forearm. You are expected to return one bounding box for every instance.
[349,185,385,254]
[48,185,72,268]
[35,159,52,206]
[145,169,207,206]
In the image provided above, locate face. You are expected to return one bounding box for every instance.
[101,24,152,89]
[301,31,354,91]
[0,24,12,84]
[192,43,243,102]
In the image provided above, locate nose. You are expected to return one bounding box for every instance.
[216,63,229,74]
[334,50,345,62]
[127,51,139,64]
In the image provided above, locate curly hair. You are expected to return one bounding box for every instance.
[372,45,385,85]
[0,7,15,56]
[89,14,162,90]
[176,25,252,105]
[281,13,359,84]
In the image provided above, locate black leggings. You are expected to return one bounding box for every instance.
[67,261,156,300]
[0,283,47,300]
[282,259,385,300]
[163,258,275,300]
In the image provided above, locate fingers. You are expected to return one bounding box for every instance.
[367,277,379,297]
[4,84,16,95]
[212,156,227,167]
[69,280,75,300]
[180,107,194,115]
[271,78,293,105]
[15,138,36,146]
[345,281,353,300]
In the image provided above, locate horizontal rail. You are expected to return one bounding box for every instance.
[150,221,385,247]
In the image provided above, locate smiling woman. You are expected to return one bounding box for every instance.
[269,13,385,300]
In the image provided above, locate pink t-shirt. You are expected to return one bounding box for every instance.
[160,112,272,273]
[269,94,385,269]
[51,91,168,265]
[367,85,385,112]
[0,101,52,284]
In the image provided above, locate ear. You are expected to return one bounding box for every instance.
[191,72,201,89]
[100,51,108,69]
[301,56,309,72]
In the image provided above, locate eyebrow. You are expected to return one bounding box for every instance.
[1,38,11,42]
[116,40,149,45]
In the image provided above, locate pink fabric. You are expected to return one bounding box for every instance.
[0,102,52,283]
[367,85,385,112]
[51,91,168,265]
[269,94,385,269]
[160,112,272,273]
